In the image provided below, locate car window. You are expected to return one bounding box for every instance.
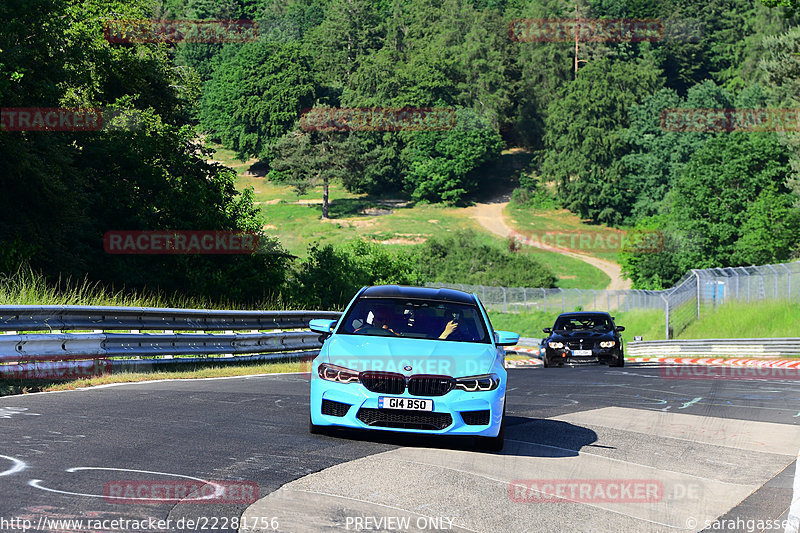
[553,316,613,332]
[338,298,490,343]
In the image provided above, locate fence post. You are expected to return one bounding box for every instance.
[593,290,597,310]
[523,287,527,309]
[542,288,547,312]
[501,287,507,313]
[660,293,670,339]
[692,270,701,318]
[561,288,565,312]
[576,289,582,310]
[766,264,778,298]
[780,264,791,300]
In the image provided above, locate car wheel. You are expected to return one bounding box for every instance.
[542,356,550,368]
[477,405,505,452]
[611,352,625,367]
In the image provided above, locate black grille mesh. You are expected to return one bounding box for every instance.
[321,399,351,417]
[356,408,452,430]
[360,371,406,394]
[407,375,455,397]
[460,410,490,425]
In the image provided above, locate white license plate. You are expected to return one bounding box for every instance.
[378,397,433,411]
[573,349,593,356]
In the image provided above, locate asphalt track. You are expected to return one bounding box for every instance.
[1,363,799,533]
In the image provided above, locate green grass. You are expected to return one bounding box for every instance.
[0,267,289,309]
[209,144,610,288]
[490,300,800,344]
[489,309,665,341]
[677,301,800,339]
[505,201,627,264]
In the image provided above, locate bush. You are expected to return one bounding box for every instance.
[411,230,556,287]
[288,239,421,309]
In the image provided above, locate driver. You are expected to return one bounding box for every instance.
[356,306,398,335]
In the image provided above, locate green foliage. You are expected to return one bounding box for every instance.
[200,41,316,159]
[289,240,420,309]
[539,57,662,225]
[400,109,504,204]
[411,230,557,287]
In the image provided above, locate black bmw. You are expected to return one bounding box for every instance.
[540,312,625,367]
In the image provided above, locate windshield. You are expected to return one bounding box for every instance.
[553,315,614,332]
[338,298,490,344]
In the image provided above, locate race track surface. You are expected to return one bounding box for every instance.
[0,364,798,533]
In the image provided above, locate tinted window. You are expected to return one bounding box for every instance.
[553,315,613,332]
[338,298,490,343]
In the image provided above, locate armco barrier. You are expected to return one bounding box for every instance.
[0,305,341,376]
[626,338,800,357]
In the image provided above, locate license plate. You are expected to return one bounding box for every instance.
[378,397,433,411]
[573,349,593,356]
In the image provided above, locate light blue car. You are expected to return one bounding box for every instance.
[308,285,519,451]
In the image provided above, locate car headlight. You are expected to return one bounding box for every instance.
[455,374,500,392]
[548,341,564,349]
[599,341,616,348]
[317,363,360,384]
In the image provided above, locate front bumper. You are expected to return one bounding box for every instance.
[545,347,621,365]
[310,377,506,437]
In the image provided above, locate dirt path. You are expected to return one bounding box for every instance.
[467,195,632,290]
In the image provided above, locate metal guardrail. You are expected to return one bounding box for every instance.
[0,306,340,332]
[0,305,342,377]
[626,338,800,357]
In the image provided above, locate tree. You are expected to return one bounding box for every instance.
[268,125,374,219]
[538,57,662,225]
[200,41,316,159]
[400,108,503,204]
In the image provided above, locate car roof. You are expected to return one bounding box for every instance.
[557,311,613,318]
[359,285,476,305]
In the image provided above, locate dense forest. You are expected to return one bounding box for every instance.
[1,0,799,307]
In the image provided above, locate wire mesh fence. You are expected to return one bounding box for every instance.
[425,261,800,340]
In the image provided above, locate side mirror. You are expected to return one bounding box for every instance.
[543,327,552,334]
[309,319,337,337]
[615,326,625,332]
[495,330,520,347]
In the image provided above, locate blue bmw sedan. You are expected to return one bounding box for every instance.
[308,285,519,451]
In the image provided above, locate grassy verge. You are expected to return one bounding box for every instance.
[0,359,310,397]
[505,201,626,264]
[489,309,665,342]
[677,301,800,339]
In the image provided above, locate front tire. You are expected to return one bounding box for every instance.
[610,352,625,367]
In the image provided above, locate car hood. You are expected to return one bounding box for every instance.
[548,331,615,342]
[322,334,497,377]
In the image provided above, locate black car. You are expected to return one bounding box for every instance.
[540,312,625,367]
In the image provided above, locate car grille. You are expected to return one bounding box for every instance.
[359,372,455,397]
[356,408,452,430]
[360,371,406,394]
[460,410,490,425]
[321,399,351,417]
[566,341,594,350]
[407,375,455,397]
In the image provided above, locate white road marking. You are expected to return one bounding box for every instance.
[30,467,224,501]
[679,397,703,409]
[0,407,39,418]
[786,449,800,533]
[0,455,27,476]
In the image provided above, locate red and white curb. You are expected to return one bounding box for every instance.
[505,347,800,369]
